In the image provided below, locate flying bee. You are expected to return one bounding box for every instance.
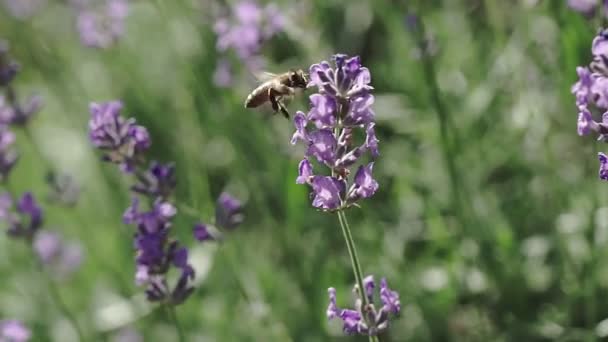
[244,69,309,118]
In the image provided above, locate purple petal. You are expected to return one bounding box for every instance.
[306,129,337,166]
[296,159,313,184]
[379,278,401,314]
[193,223,214,241]
[308,94,337,128]
[291,111,309,145]
[365,123,379,158]
[327,287,340,319]
[599,152,608,180]
[311,176,343,210]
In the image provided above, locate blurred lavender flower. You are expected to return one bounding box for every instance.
[327,276,400,336]
[33,230,84,279]
[75,0,129,49]
[0,320,31,342]
[88,101,150,172]
[131,161,176,200]
[0,192,43,239]
[193,192,243,243]
[291,54,379,211]
[568,0,600,16]
[0,125,18,181]
[213,0,285,87]
[0,42,19,87]
[90,99,195,305]
[2,0,47,19]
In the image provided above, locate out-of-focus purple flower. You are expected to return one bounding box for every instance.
[33,230,84,279]
[1,192,43,239]
[291,55,379,211]
[2,0,47,19]
[214,0,285,77]
[193,223,213,242]
[76,0,129,49]
[113,327,143,342]
[568,0,599,16]
[327,276,400,336]
[0,319,31,342]
[215,192,244,230]
[572,67,594,106]
[0,42,19,87]
[131,161,176,200]
[0,125,18,181]
[599,152,608,180]
[89,101,150,172]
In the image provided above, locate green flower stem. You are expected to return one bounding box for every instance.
[336,210,379,342]
[166,305,186,342]
[34,258,87,341]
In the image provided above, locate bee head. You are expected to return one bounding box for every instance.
[289,69,309,88]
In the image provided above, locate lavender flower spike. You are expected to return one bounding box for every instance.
[327,276,400,336]
[291,54,379,211]
[76,0,129,49]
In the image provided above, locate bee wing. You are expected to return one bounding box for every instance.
[254,71,279,82]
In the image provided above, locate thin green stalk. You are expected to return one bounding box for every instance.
[166,305,186,342]
[336,210,379,342]
[34,259,87,341]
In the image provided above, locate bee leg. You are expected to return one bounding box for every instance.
[268,87,290,119]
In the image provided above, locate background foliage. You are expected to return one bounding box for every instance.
[0,0,605,340]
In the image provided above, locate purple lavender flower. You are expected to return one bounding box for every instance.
[215,192,244,230]
[33,230,84,278]
[0,192,43,239]
[193,223,213,242]
[290,54,379,211]
[0,125,18,181]
[327,276,400,336]
[89,101,150,172]
[0,320,31,342]
[75,0,129,49]
[213,0,286,85]
[568,0,599,16]
[131,161,176,199]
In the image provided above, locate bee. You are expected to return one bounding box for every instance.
[244,69,309,118]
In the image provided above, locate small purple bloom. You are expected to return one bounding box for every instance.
[348,163,379,201]
[296,159,313,184]
[572,66,594,106]
[215,192,244,230]
[290,111,309,145]
[16,192,42,233]
[311,176,343,210]
[327,275,400,336]
[568,0,598,16]
[193,223,214,242]
[578,106,598,136]
[306,129,337,166]
[131,161,176,199]
[379,278,401,314]
[34,230,84,279]
[89,100,150,172]
[0,125,18,181]
[76,0,129,49]
[344,94,374,126]
[599,152,608,180]
[0,42,19,87]
[0,320,31,342]
[593,29,608,58]
[365,123,379,158]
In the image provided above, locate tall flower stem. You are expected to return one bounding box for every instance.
[34,258,86,341]
[336,210,379,342]
[166,305,186,342]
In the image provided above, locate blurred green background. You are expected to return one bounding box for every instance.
[1,0,606,341]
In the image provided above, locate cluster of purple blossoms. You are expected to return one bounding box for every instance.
[327,276,400,336]
[0,192,42,240]
[291,54,379,211]
[34,230,84,279]
[0,320,31,342]
[73,0,129,49]
[567,0,607,17]
[89,100,196,305]
[571,29,608,180]
[213,0,285,87]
